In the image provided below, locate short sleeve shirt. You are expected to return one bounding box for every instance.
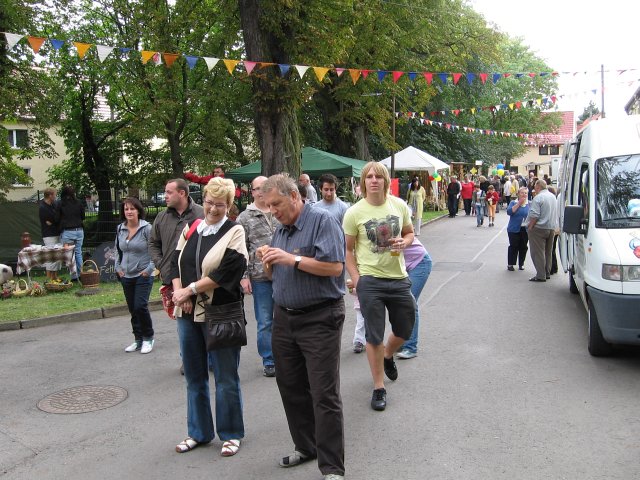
[343,196,412,279]
[271,204,345,308]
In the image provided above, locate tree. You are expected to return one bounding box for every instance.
[579,100,600,123]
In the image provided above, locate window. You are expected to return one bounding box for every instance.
[539,146,549,155]
[549,145,560,155]
[7,129,29,149]
[12,167,32,187]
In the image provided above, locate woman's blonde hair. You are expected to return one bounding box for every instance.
[203,177,235,206]
[360,162,390,199]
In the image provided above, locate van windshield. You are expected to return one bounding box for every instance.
[596,154,640,228]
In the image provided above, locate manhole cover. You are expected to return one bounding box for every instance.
[37,385,128,414]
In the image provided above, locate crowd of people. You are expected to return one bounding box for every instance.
[37,163,560,480]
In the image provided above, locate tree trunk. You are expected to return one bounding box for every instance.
[238,0,300,178]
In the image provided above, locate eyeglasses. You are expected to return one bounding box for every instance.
[204,200,228,209]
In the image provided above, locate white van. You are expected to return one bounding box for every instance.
[557,115,640,356]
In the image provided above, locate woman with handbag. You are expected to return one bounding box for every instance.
[168,177,248,458]
[114,197,155,354]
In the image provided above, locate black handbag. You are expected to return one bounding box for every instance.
[194,231,247,351]
[203,300,247,351]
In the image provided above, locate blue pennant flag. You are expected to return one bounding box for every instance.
[492,73,501,84]
[185,56,199,70]
[437,73,448,84]
[540,72,549,77]
[466,73,475,84]
[407,72,417,82]
[515,73,524,79]
[120,47,132,54]
[278,64,290,76]
[50,39,65,50]
[377,70,388,82]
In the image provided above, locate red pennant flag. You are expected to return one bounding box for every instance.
[551,72,559,77]
[163,53,180,68]
[27,36,46,54]
[423,72,433,84]
[453,109,460,116]
[244,61,257,74]
[515,101,522,109]
[392,71,404,83]
[503,73,511,78]
[528,72,536,78]
[452,73,462,85]
[361,69,371,79]
[335,68,345,77]
[551,95,557,103]
[479,73,488,84]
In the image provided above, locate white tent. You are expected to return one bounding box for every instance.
[380,146,449,173]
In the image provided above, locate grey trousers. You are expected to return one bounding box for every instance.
[528,227,554,280]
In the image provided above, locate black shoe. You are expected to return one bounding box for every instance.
[507,266,515,271]
[518,266,525,271]
[353,342,365,354]
[383,356,398,381]
[371,388,387,411]
[263,365,276,377]
[546,275,551,280]
[529,277,546,282]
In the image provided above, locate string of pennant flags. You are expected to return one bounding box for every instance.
[397,95,557,118]
[406,116,564,146]
[2,31,566,86]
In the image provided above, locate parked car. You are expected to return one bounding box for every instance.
[189,184,202,204]
[150,191,166,206]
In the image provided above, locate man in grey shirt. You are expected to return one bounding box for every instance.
[313,173,348,224]
[527,179,557,282]
[298,173,318,204]
[260,174,346,480]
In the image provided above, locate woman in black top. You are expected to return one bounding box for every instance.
[39,187,61,281]
[56,185,85,281]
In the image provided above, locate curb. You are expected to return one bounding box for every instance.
[2,299,164,331]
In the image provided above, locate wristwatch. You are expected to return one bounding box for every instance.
[189,282,198,295]
[294,255,302,270]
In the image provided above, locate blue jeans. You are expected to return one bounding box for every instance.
[251,280,274,366]
[177,316,244,442]
[475,204,484,225]
[60,229,84,278]
[402,254,433,354]
[120,275,154,341]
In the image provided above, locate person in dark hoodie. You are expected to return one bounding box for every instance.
[56,185,85,281]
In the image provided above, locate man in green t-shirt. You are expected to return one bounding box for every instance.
[343,162,417,412]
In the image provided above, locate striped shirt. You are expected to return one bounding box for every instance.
[271,204,345,309]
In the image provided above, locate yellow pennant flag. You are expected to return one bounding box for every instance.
[508,103,515,110]
[73,42,93,59]
[348,69,361,85]
[141,51,156,64]
[471,108,476,114]
[536,98,542,106]
[163,53,180,68]
[223,59,240,75]
[27,36,46,54]
[313,67,329,82]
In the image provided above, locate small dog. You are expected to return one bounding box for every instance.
[0,264,14,284]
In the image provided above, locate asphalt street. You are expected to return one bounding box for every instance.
[1,208,640,480]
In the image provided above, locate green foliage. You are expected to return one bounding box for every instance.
[579,100,600,122]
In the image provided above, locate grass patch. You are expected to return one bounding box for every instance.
[423,210,448,223]
[1,272,160,323]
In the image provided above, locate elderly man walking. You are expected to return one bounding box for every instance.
[237,176,279,377]
[527,179,557,282]
[260,174,346,480]
[298,173,318,204]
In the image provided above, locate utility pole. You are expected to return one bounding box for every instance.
[391,94,396,178]
[601,64,606,119]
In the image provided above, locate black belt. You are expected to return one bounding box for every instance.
[65,227,83,230]
[279,298,340,315]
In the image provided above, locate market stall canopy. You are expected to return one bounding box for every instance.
[227,147,368,182]
[380,146,449,173]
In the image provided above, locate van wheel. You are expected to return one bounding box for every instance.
[588,298,613,356]
[569,271,579,294]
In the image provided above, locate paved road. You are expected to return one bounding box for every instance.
[2,209,640,480]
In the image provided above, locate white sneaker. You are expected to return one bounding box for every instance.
[140,339,154,354]
[124,341,141,353]
[396,349,417,359]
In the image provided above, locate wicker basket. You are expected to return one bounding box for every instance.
[12,279,31,298]
[45,281,74,292]
[79,260,100,288]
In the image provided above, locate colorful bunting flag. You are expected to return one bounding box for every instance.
[203,57,219,71]
[50,39,65,51]
[185,55,199,69]
[27,36,46,54]
[223,59,239,74]
[452,73,462,85]
[244,61,258,74]
[377,71,388,82]
[294,65,309,78]
[392,71,403,83]
[278,64,291,76]
[73,42,92,59]
[4,32,23,50]
[335,68,345,77]
[313,67,329,82]
[141,51,155,64]
[348,69,361,85]
[423,72,433,84]
[437,73,448,84]
[96,45,114,63]
[164,53,180,68]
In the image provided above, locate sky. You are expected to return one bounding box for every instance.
[469,0,640,118]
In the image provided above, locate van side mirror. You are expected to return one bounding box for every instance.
[563,205,586,235]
